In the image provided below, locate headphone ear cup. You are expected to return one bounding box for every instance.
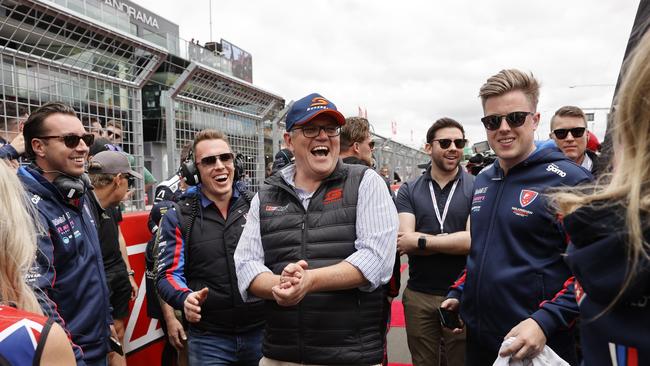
[234,154,245,182]
[179,148,200,186]
[180,159,200,186]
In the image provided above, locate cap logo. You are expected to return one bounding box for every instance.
[307,97,330,112]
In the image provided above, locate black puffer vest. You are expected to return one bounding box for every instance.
[176,192,265,333]
[259,163,386,365]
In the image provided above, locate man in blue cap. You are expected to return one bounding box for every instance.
[235,93,398,365]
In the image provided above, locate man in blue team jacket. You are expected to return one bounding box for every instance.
[442,70,592,365]
[18,102,115,366]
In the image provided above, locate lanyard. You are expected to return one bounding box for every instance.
[428,179,459,234]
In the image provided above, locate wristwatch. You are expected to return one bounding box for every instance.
[418,236,427,250]
[127,270,135,277]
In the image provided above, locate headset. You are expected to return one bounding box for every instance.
[179,148,245,186]
[32,164,92,199]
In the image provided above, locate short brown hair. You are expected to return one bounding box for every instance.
[479,69,540,110]
[340,117,370,151]
[192,129,230,155]
[106,119,123,130]
[426,117,465,144]
[23,102,77,157]
[550,106,587,130]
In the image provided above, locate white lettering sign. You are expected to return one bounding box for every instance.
[103,0,159,29]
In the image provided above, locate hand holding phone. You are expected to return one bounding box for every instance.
[438,307,463,330]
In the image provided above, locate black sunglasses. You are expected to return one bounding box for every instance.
[552,127,586,140]
[121,174,136,188]
[37,133,95,149]
[480,111,533,131]
[432,138,467,149]
[106,130,122,139]
[196,153,235,167]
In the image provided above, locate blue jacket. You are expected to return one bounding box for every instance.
[448,145,592,359]
[563,203,650,366]
[18,166,112,365]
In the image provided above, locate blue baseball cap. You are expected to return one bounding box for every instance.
[285,93,346,132]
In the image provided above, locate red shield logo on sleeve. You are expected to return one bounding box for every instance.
[519,190,538,208]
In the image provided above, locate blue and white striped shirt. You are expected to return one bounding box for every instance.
[234,164,398,301]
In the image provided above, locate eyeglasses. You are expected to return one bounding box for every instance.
[368,140,375,149]
[196,153,235,167]
[37,133,94,149]
[292,126,341,138]
[431,138,467,149]
[480,112,534,131]
[552,127,586,139]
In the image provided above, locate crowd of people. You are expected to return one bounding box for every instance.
[1,30,650,366]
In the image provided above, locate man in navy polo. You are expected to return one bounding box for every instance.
[396,117,473,366]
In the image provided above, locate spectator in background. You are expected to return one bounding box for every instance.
[380,165,392,186]
[0,104,28,145]
[396,118,473,366]
[19,102,115,365]
[85,116,104,140]
[105,119,157,198]
[0,161,76,366]
[549,106,598,174]
[270,147,294,175]
[0,105,28,169]
[550,30,650,366]
[339,116,374,167]
[87,151,143,366]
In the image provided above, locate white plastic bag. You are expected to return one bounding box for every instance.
[492,337,570,366]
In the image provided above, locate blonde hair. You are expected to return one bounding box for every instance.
[479,69,540,110]
[550,31,650,312]
[0,162,43,314]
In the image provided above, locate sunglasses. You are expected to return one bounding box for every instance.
[37,133,94,149]
[480,111,534,131]
[293,126,341,138]
[431,138,467,149]
[106,130,122,140]
[196,153,235,167]
[552,127,586,139]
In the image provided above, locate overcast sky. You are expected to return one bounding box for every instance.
[134,0,639,149]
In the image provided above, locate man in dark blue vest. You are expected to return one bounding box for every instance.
[235,93,398,366]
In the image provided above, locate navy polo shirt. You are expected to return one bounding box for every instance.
[396,166,474,295]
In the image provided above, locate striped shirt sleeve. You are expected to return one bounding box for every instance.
[345,169,398,291]
[234,193,272,302]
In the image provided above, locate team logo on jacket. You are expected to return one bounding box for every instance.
[323,188,343,205]
[519,190,538,208]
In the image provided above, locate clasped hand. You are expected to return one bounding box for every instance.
[272,260,311,307]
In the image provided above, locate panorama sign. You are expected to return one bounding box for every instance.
[101,0,159,29]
